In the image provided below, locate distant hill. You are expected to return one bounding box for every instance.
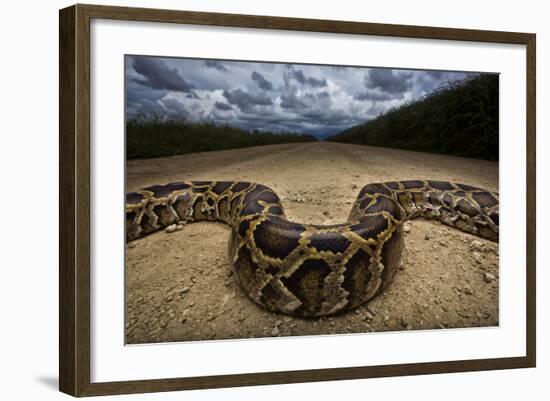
[326,74,499,161]
[126,119,317,159]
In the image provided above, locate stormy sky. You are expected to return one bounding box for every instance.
[126,55,479,138]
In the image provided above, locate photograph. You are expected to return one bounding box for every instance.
[124,55,500,344]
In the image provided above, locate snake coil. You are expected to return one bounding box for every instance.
[126,180,498,317]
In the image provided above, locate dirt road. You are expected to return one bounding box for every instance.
[125,142,499,344]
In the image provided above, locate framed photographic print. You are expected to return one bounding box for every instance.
[59,4,536,397]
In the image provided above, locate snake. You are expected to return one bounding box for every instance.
[126,180,498,318]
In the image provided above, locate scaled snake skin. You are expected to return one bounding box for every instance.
[126,180,499,317]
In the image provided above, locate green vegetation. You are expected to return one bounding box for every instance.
[126,118,317,159]
[327,74,499,160]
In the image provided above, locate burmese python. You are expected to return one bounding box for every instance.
[126,180,498,317]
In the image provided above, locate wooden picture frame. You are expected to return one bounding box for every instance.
[59,3,536,396]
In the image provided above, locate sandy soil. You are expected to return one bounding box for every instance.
[125,142,499,344]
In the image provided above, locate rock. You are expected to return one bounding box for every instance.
[322,211,330,216]
[424,233,430,240]
[176,224,185,231]
[127,242,137,249]
[164,295,173,302]
[289,194,305,203]
[165,224,178,233]
[383,314,390,322]
[463,285,473,295]
[400,318,409,328]
[483,272,496,283]
[470,240,485,252]
[271,326,280,336]
[351,184,358,190]
[274,320,282,327]
[364,311,374,320]
[403,223,411,233]
[180,287,190,295]
[472,252,483,264]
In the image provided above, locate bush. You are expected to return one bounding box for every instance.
[126,118,317,159]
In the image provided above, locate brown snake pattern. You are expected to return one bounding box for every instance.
[126,180,499,317]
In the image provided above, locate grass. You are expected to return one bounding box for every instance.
[326,74,499,161]
[126,118,317,159]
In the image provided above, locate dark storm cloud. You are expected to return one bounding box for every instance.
[298,113,354,127]
[234,107,360,138]
[204,60,228,72]
[126,84,166,105]
[289,69,327,88]
[127,98,166,119]
[280,93,307,110]
[125,72,168,118]
[162,97,190,119]
[126,56,481,137]
[214,101,232,111]
[425,71,445,80]
[132,57,195,92]
[317,91,330,99]
[223,89,273,112]
[251,71,273,90]
[353,90,397,102]
[304,91,331,101]
[366,69,413,94]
